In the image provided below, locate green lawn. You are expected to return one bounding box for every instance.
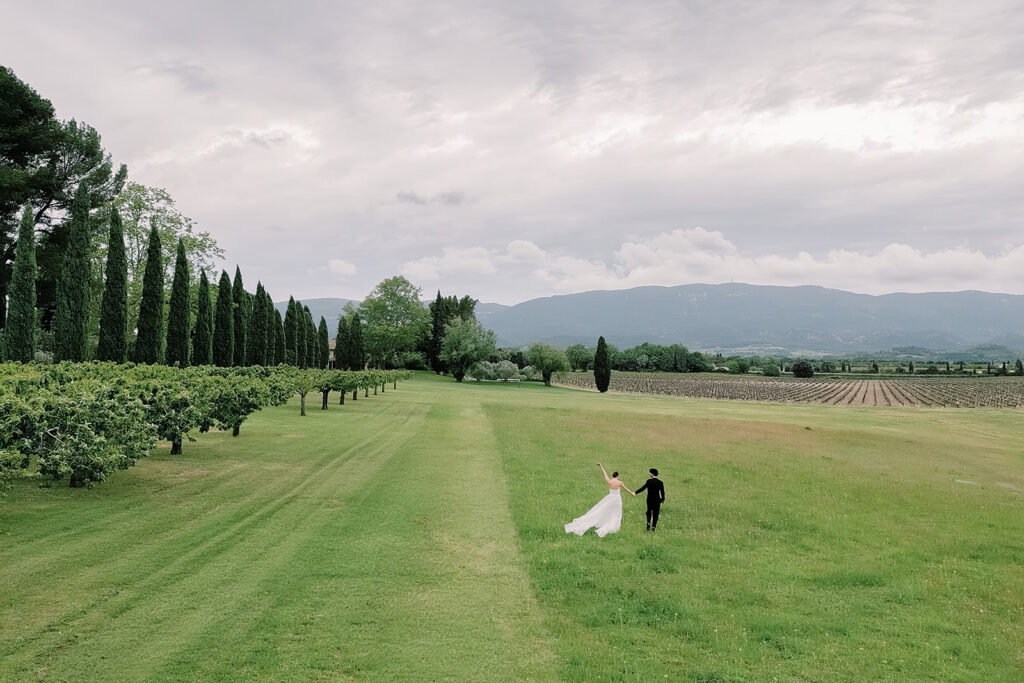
[2,372,1023,681]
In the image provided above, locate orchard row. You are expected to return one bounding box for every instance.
[0,363,410,489]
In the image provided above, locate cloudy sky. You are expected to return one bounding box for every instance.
[4,0,1023,304]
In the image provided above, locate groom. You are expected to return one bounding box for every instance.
[634,468,665,531]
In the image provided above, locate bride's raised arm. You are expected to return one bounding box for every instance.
[597,462,611,483]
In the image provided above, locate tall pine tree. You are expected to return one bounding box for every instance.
[334,314,351,370]
[192,270,213,365]
[304,306,317,369]
[249,282,267,365]
[132,221,164,364]
[349,312,364,370]
[274,308,286,366]
[2,207,37,362]
[295,300,307,368]
[96,206,128,362]
[54,183,92,362]
[231,266,247,366]
[594,336,611,393]
[317,316,329,369]
[165,239,191,367]
[284,297,298,365]
[263,291,277,365]
[213,270,234,366]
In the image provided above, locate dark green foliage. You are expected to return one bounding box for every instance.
[192,270,213,365]
[304,306,317,369]
[132,222,164,364]
[295,301,307,368]
[274,309,286,365]
[249,282,268,366]
[349,312,364,370]
[263,290,276,365]
[594,336,611,393]
[792,360,815,378]
[96,207,128,362]
[427,292,479,373]
[2,207,36,361]
[317,316,330,369]
[53,183,92,361]
[284,297,298,365]
[213,270,233,366]
[231,267,247,366]
[335,314,351,370]
[165,239,191,367]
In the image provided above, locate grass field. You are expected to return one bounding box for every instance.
[2,372,1023,681]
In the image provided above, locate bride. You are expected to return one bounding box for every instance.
[564,463,635,537]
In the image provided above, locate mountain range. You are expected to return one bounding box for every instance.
[277,284,1024,359]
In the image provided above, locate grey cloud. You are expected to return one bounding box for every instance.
[396,191,472,207]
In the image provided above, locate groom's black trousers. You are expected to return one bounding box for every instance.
[646,503,661,530]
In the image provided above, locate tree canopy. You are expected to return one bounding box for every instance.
[359,276,429,368]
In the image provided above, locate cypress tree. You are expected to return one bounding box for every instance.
[193,270,213,365]
[274,309,286,366]
[96,207,128,362]
[428,290,445,373]
[594,336,611,393]
[132,222,164,364]
[349,312,364,370]
[213,270,234,366]
[249,282,268,365]
[284,297,298,365]
[2,207,37,362]
[317,316,329,369]
[54,183,92,362]
[165,239,191,367]
[263,291,277,365]
[231,267,247,366]
[304,306,317,368]
[335,314,350,370]
[295,301,307,368]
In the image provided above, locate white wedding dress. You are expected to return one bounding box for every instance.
[565,488,622,537]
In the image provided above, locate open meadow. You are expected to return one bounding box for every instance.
[2,372,1023,681]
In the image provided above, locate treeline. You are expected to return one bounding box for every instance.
[0,363,410,490]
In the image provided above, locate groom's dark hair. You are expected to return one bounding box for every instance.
[650,468,658,476]
[612,471,618,478]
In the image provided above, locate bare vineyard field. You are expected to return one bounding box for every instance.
[555,371,1024,407]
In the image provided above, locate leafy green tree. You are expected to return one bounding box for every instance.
[1016,359,1024,376]
[528,342,570,386]
[427,290,450,372]
[2,208,37,362]
[791,360,814,378]
[440,318,496,382]
[96,207,128,362]
[359,276,429,368]
[165,239,191,367]
[132,222,164,364]
[53,183,92,361]
[231,267,247,366]
[593,336,611,392]
[565,343,591,372]
[192,270,213,365]
[349,312,365,370]
[213,270,234,366]
[317,316,330,369]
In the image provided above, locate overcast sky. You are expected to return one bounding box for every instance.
[4,0,1024,304]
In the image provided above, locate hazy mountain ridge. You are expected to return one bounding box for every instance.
[279,284,1024,358]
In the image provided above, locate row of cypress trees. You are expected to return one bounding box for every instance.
[1,186,332,369]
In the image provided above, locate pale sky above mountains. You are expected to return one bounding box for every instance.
[4,0,1023,304]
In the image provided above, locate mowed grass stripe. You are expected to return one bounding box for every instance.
[1,377,558,681]
[0,395,427,680]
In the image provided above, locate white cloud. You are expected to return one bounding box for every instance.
[328,259,357,276]
[401,247,497,281]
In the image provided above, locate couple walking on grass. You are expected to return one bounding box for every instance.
[564,463,665,538]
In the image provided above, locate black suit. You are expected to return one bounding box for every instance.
[635,477,665,530]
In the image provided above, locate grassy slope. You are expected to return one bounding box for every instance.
[2,372,1023,681]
